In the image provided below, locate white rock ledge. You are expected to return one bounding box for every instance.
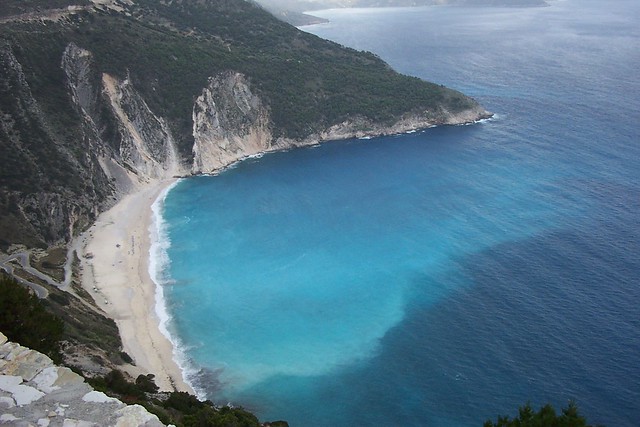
[0,332,164,426]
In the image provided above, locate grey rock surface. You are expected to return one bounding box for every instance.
[0,332,165,427]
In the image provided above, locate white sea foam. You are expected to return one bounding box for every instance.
[475,116,494,124]
[148,179,207,399]
[457,115,496,126]
[473,114,500,125]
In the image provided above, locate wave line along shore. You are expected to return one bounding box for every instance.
[77,177,193,393]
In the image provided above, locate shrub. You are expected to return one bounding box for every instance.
[0,275,64,362]
[484,401,596,427]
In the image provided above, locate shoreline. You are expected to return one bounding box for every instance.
[73,112,491,396]
[78,177,193,393]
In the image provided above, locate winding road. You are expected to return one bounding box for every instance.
[0,250,74,299]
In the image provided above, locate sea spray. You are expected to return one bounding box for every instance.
[148,179,206,399]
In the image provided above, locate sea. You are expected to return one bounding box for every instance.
[150,0,640,425]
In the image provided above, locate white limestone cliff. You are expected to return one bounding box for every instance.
[191,72,273,174]
[62,42,183,197]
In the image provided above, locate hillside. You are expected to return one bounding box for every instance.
[0,0,489,249]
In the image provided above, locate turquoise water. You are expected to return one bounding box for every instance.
[155,1,640,425]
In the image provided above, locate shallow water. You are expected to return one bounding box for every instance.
[155,1,640,425]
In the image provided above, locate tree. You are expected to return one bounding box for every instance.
[0,275,64,362]
[484,401,594,427]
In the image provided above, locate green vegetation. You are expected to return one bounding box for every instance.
[42,284,128,366]
[129,0,474,140]
[484,401,599,427]
[0,274,64,361]
[0,266,125,365]
[88,369,283,427]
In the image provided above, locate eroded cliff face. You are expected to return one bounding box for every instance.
[192,72,273,174]
[62,42,182,194]
[0,40,109,247]
[0,40,190,248]
[101,73,181,182]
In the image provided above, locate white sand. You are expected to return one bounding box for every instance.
[79,179,193,393]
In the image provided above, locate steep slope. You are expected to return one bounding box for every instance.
[0,0,490,249]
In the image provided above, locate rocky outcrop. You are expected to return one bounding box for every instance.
[192,72,273,174]
[101,73,181,181]
[0,332,164,426]
[275,103,492,147]
[0,40,110,247]
[1,39,188,249]
[62,42,183,194]
[62,43,100,124]
[1,37,192,248]
[66,49,489,179]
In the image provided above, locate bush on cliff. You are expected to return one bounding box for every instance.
[0,274,64,362]
[484,401,598,427]
[89,370,275,427]
[164,391,261,427]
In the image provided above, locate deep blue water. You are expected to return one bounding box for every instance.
[156,0,640,425]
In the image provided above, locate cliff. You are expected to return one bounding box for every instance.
[0,0,490,249]
[192,72,273,173]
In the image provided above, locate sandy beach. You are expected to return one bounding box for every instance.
[78,178,193,393]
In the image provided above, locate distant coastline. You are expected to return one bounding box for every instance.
[262,0,550,26]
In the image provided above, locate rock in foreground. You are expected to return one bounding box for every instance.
[0,331,164,427]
